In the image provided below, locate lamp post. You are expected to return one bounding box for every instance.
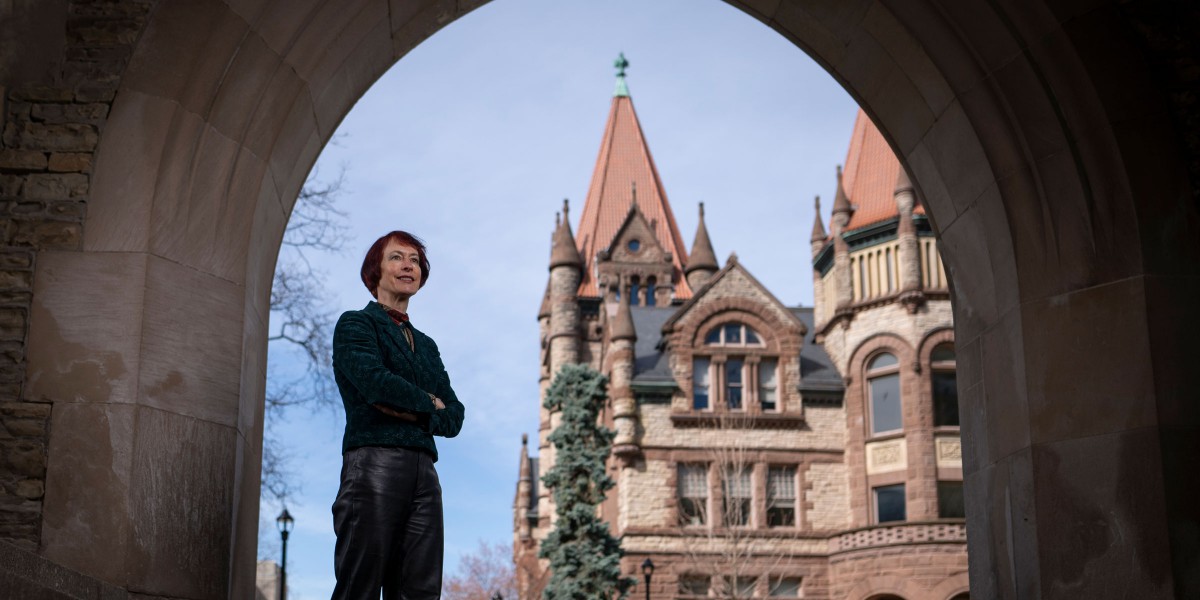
[641,558,655,600]
[276,508,294,600]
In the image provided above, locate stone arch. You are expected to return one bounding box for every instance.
[928,572,972,600]
[844,574,918,600]
[1,1,1196,598]
[688,304,787,352]
[917,326,955,365]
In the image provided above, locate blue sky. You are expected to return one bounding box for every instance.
[261,0,859,597]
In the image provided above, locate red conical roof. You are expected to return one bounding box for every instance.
[573,89,691,299]
[837,110,925,232]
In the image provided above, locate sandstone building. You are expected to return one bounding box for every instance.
[514,63,969,600]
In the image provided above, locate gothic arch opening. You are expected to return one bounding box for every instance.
[5,1,1197,598]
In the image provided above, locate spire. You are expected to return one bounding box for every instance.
[614,52,630,97]
[518,434,530,480]
[686,202,718,274]
[611,286,637,341]
[574,56,692,300]
[832,164,852,216]
[810,195,827,243]
[550,198,583,269]
[839,109,911,231]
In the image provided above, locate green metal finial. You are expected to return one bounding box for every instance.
[615,53,629,77]
[613,52,630,97]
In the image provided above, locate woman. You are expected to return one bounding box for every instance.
[330,230,465,600]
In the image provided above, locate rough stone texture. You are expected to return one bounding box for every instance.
[0,539,130,600]
[0,0,153,554]
[807,462,852,531]
[829,542,969,600]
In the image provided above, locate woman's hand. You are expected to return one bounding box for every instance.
[433,396,446,410]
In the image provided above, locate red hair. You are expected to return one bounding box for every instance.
[360,231,430,297]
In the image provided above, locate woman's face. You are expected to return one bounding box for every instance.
[376,239,423,303]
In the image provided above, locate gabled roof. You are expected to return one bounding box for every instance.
[662,254,806,335]
[837,110,925,232]
[574,75,691,300]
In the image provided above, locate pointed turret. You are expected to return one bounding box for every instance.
[548,199,582,374]
[831,165,854,311]
[685,202,719,291]
[608,284,640,460]
[550,199,582,269]
[610,286,637,342]
[810,195,827,245]
[573,54,692,300]
[515,434,533,539]
[894,166,924,311]
[831,165,852,234]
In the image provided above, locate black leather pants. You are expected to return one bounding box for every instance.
[331,446,443,600]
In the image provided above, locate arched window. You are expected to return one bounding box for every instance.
[867,352,902,435]
[629,276,640,307]
[645,275,657,306]
[703,322,762,346]
[931,343,958,427]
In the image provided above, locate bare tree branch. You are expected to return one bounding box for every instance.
[260,167,352,506]
[443,540,519,600]
[675,413,801,599]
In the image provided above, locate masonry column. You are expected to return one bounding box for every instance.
[831,166,854,312]
[609,288,638,460]
[894,168,924,312]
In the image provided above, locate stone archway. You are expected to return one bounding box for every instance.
[2,1,1197,598]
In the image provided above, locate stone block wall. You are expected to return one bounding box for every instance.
[0,0,153,548]
[805,461,851,531]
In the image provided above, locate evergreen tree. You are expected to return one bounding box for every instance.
[539,364,634,600]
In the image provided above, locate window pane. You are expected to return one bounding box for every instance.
[768,466,796,527]
[769,577,802,597]
[933,370,959,426]
[693,358,710,410]
[759,359,778,411]
[678,464,708,526]
[869,373,902,434]
[746,328,760,344]
[718,577,757,597]
[679,464,708,496]
[726,359,743,410]
[629,283,640,306]
[646,283,656,306]
[869,352,898,370]
[722,467,751,527]
[679,575,709,595]
[724,323,742,344]
[931,343,956,363]
[705,328,721,345]
[938,481,965,519]
[875,484,906,523]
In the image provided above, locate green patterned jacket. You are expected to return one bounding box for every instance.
[331,301,465,460]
